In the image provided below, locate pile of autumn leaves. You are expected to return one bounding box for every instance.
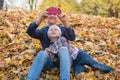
[0,11,120,80]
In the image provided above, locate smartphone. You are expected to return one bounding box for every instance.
[46,7,61,15]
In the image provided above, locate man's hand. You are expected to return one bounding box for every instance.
[57,13,70,28]
[36,11,48,25]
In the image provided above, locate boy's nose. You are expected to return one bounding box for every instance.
[52,30,55,32]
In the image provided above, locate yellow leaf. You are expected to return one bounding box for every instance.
[19,57,25,65]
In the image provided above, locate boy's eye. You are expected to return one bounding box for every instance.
[50,29,53,31]
[55,29,57,30]
[50,28,57,31]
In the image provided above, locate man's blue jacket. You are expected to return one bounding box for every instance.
[26,22,76,50]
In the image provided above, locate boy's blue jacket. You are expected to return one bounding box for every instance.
[26,22,76,50]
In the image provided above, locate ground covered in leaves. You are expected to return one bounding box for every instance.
[0,11,120,80]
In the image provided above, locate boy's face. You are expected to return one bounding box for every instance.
[48,25,61,39]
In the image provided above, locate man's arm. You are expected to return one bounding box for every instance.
[63,26,76,41]
[26,11,48,39]
[26,22,43,39]
[57,14,76,41]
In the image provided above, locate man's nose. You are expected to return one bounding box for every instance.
[49,14,56,17]
[51,14,54,16]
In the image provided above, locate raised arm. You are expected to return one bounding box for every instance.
[57,13,76,41]
[63,27,76,41]
[26,22,43,39]
[26,11,48,39]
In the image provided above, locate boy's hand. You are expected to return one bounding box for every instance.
[57,13,70,28]
[45,48,53,56]
[45,48,57,55]
[36,11,48,25]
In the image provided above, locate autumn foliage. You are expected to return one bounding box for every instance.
[0,11,120,80]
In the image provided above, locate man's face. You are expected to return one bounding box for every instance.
[48,25,61,39]
[47,15,57,25]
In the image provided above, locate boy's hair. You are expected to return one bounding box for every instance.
[48,25,62,36]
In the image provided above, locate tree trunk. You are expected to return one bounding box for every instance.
[108,4,114,17]
[0,0,4,10]
[115,8,119,18]
[28,0,34,10]
[33,0,43,9]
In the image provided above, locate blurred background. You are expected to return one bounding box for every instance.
[0,0,120,18]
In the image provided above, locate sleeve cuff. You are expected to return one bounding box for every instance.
[29,22,39,29]
[65,27,73,32]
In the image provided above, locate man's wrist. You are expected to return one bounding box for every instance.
[63,21,70,28]
[35,19,43,25]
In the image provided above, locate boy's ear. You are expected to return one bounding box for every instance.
[59,32,62,36]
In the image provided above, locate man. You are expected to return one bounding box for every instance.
[26,8,75,80]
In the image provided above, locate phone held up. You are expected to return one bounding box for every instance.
[46,7,61,15]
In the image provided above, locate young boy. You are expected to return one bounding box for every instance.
[46,25,78,60]
[46,25,115,76]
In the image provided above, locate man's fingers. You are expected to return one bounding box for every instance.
[62,13,66,17]
[41,11,48,15]
[58,14,66,18]
[41,11,45,15]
